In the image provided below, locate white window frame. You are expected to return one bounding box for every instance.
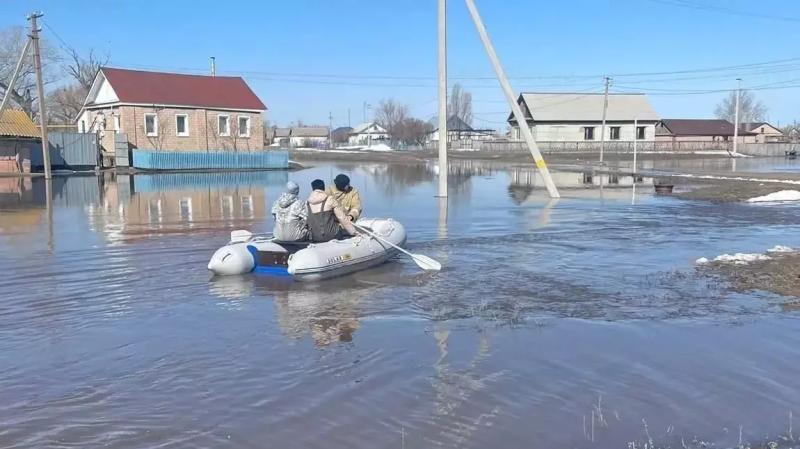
[144,113,159,137]
[237,115,251,138]
[583,126,595,141]
[609,126,621,141]
[113,115,121,132]
[636,126,646,140]
[175,114,190,137]
[218,114,230,137]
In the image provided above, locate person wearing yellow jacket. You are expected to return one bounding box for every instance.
[326,174,362,222]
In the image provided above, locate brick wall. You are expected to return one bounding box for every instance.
[84,106,264,152]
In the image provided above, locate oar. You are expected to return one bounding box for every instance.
[353,223,442,272]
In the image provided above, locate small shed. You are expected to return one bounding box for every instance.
[0,110,40,173]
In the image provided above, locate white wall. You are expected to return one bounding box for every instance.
[526,122,656,142]
[348,133,388,145]
[290,136,328,147]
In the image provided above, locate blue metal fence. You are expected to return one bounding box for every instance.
[132,150,288,170]
[30,132,100,170]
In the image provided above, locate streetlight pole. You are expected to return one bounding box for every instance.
[733,78,741,155]
[599,76,611,164]
[437,0,448,198]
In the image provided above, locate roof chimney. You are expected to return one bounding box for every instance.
[210,56,216,77]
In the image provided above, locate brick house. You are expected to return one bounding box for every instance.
[77,67,266,155]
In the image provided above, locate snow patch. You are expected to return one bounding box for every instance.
[746,190,800,203]
[695,257,710,265]
[362,143,394,152]
[711,253,771,264]
[767,245,795,253]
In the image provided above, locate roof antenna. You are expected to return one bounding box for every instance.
[210,56,216,77]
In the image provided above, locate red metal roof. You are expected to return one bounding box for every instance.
[99,67,266,110]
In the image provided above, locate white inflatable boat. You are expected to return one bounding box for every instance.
[207,218,407,281]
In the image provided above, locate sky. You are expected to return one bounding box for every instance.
[2,0,799,129]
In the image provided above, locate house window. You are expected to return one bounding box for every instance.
[218,115,230,136]
[144,113,158,136]
[176,114,189,137]
[583,126,595,140]
[238,116,251,137]
[113,115,121,132]
[80,120,86,133]
[636,126,646,140]
[610,126,621,140]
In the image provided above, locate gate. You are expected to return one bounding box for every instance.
[30,132,100,171]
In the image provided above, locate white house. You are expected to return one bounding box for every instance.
[508,92,659,144]
[271,126,329,148]
[348,122,388,145]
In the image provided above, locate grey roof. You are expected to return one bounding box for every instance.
[273,128,291,138]
[290,126,329,137]
[431,115,494,132]
[513,93,659,122]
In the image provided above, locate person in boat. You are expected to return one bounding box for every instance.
[306,179,357,242]
[326,174,362,222]
[270,181,308,241]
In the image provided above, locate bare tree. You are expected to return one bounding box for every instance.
[448,83,472,126]
[714,90,768,125]
[394,118,433,145]
[145,107,171,151]
[374,99,409,141]
[0,26,59,119]
[65,48,107,91]
[46,84,85,124]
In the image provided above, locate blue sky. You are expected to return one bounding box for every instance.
[3,0,799,129]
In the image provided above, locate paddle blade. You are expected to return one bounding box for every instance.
[410,253,442,271]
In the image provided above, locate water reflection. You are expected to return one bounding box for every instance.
[208,274,365,347]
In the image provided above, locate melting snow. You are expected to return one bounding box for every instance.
[696,245,796,265]
[746,190,800,203]
[767,245,795,253]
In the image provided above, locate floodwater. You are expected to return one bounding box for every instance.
[2,160,800,448]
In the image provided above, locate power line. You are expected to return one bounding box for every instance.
[646,0,800,23]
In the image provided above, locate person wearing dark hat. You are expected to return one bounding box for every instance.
[326,174,362,222]
[305,179,356,242]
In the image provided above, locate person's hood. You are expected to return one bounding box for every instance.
[276,192,298,208]
[307,190,328,205]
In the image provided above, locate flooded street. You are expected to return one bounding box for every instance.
[2,160,800,448]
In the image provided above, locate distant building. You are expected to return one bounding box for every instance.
[0,109,40,173]
[348,122,389,145]
[428,115,495,142]
[508,92,659,143]
[739,122,785,143]
[271,126,330,148]
[656,119,755,143]
[331,126,353,144]
[77,67,267,154]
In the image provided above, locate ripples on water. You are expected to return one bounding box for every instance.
[1,162,800,448]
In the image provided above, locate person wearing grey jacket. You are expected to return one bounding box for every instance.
[271,181,308,241]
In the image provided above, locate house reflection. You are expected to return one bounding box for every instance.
[90,171,287,242]
[0,177,44,234]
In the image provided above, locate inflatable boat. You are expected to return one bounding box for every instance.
[207,218,407,281]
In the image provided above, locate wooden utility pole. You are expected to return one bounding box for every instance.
[599,76,611,164]
[733,78,741,155]
[437,0,448,198]
[463,0,559,198]
[29,12,51,179]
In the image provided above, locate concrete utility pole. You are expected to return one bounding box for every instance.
[599,76,611,164]
[733,78,741,155]
[328,111,333,147]
[363,101,370,122]
[210,56,216,76]
[633,117,638,174]
[29,12,51,180]
[463,0,559,198]
[437,0,448,198]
